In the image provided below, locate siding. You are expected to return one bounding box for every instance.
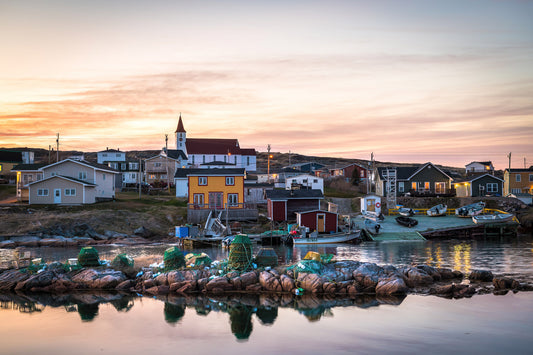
[29,178,94,204]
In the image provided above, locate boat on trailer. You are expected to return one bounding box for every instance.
[395,216,418,228]
[455,202,485,218]
[472,212,514,224]
[427,204,447,217]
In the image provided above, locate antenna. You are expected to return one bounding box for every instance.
[165,134,168,151]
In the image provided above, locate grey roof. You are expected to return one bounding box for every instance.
[42,159,119,173]
[467,161,492,166]
[265,189,324,200]
[174,168,245,178]
[166,149,188,160]
[12,163,47,171]
[376,166,418,180]
[28,175,97,186]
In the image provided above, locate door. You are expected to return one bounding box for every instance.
[366,199,375,212]
[317,214,325,233]
[478,185,485,197]
[54,189,61,204]
[209,192,223,209]
[435,182,446,194]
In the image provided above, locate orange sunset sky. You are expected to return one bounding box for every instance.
[1,0,532,169]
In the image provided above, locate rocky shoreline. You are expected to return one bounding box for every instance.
[1,259,531,300]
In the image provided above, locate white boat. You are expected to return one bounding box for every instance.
[455,202,485,218]
[473,213,514,224]
[364,218,381,234]
[398,207,415,217]
[292,230,361,245]
[427,204,447,217]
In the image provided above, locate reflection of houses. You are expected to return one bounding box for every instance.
[12,164,46,202]
[296,210,338,233]
[285,174,324,193]
[465,161,494,176]
[266,189,324,222]
[504,167,533,196]
[454,174,504,197]
[25,159,118,205]
[331,163,370,182]
[177,168,257,223]
[375,163,454,197]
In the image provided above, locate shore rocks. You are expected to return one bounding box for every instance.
[469,270,494,282]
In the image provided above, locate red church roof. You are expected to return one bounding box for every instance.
[186,138,241,155]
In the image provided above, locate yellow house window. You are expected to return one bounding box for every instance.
[424,182,430,190]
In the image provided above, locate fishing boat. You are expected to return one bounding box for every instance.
[472,212,514,224]
[455,202,485,218]
[427,204,447,217]
[395,216,418,228]
[398,207,415,217]
[362,210,385,222]
[291,230,362,245]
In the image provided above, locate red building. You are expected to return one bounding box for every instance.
[295,210,338,233]
[266,189,323,222]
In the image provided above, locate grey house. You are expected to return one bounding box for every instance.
[454,173,504,197]
[375,162,454,197]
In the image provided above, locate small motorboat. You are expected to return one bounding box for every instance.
[364,218,381,234]
[427,204,447,217]
[398,207,415,217]
[455,202,485,218]
[473,213,515,224]
[395,216,418,228]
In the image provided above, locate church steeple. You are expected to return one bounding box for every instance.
[175,113,186,133]
[175,113,187,154]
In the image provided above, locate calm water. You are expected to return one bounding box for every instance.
[1,234,533,354]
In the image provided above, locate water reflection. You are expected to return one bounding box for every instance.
[0,291,406,341]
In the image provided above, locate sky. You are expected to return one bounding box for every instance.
[1,0,532,169]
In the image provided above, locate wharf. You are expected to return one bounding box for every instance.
[357,210,519,240]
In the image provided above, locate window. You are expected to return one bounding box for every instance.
[411,182,417,191]
[198,177,208,185]
[511,188,521,194]
[79,171,87,180]
[121,163,126,170]
[247,157,250,166]
[226,177,235,186]
[435,182,446,194]
[193,193,204,206]
[51,172,59,176]
[103,174,106,180]
[23,175,33,185]
[37,189,49,196]
[154,162,162,168]
[122,175,126,182]
[102,153,108,157]
[149,174,156,179]
[129,162,139,170]
[516,174,521,182]
[398,182,404,192]
[213,155,216,161]
[203,155,206,163]
[313,179,318,183]
[116,153,121,157]
[529,174,533,182]
[487,183,498,193]
[132,173,136,179]
[65,188,76,196]
[161,175,167,180]
[224,155,227,163]
[424,182,430,190]
[227,193,239,207]
[192,156,195,164]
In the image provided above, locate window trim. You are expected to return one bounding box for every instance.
[487,183,498,193]
[225,176,235,186]
[516,174,521,182]
[198,177,208,186]
[227,193,239,207]
[37,188,49,196]
[65,188,76,196]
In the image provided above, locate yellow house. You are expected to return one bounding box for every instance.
[504,167,533,195]
[185,168,245,209]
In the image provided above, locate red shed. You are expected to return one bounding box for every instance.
[266,189,323,222]
[295,210,338,233]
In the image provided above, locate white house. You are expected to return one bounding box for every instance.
[97,148,126,164]
[285,174,324,193]
[465,161,494,175]
[27,159,118,205]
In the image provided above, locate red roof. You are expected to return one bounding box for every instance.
[240,148,256,156]
[175,115,186,133]
[186,138,241,154]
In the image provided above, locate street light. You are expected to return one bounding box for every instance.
[267,154,273,183]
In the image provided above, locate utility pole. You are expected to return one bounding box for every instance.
[165,134,170,193]
[56,133,59,162]
[288,150,291,166]
[524,157,527,169]
[507,152,512,171]
[267,144,272,183]
[48,145,51,164]
[138,158,142,199]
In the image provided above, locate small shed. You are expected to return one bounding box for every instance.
[266,189,323,222]
[296,210,338,233]
[361,194,382,215]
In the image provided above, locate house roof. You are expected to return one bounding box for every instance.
[376,163,452,181]
[506,167,533,173]
[295,209,338,216]
[454,173,504,183]
[174,168,245,178]
[28,175,97,187]
[98,148,123,153]
[175,114,186,133]
[466,161,493,166]
[12,163,47,171]
[340,162,370,171]
[165,149,188,160]
[286,174,322,180]
[145,153,177,162]
[42,159,119,173]
[186,138,241,155]
[240,148,256,156]
[0,150,22,163]
[266,189,324,200]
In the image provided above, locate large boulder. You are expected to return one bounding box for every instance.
[469,270,493,282]
[167,271,185,284]
[352,263,385,288]
[71,269,126,289]
[416,265,441,281]
[14,270,56,291]
[259,271,282,292]
[398,266,434,287]
[375,276,409,295]
[280,274,295,292]
[205,277,234,292]
[297,273,323,293]
[493,277,521,290]
[0,269,30,291]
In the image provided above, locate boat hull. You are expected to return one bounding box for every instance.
[395,216,418,228]
[472,214,514,224]
[427,204,447,217]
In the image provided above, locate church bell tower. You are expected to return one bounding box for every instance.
[175,113,187,155]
